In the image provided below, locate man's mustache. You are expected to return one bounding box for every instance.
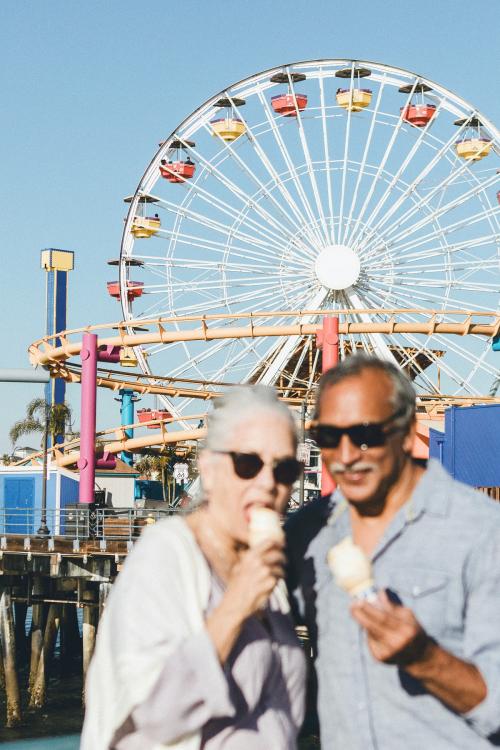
[328,461,377,474]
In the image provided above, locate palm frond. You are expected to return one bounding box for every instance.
[9,418,44,446]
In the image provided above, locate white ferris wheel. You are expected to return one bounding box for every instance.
[115,58,500,416]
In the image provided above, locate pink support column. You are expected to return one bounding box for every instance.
[318,316,339,497]
[78,333,98,504]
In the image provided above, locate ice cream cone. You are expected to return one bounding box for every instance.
[248,507,284,547]
[327,537,377,601]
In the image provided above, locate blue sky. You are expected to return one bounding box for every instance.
[1,0,499,454]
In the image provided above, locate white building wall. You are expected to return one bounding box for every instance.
[95,475,136,508]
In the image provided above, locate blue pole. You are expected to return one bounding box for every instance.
[41,250,74,447]
[120,389,135,466]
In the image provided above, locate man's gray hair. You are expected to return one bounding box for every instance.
[315,354,416,432]
[205,385,297,450]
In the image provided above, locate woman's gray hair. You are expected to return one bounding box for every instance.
[205,385,297,450]
[315,354,416,432]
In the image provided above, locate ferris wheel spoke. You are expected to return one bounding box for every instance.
[380,172,500,249]
[152,194,292,260]
[368,273,500,293]
[366,277,496,312]
[287,72,330,245]
[251,288,329,385]
[359,288,482,393]
[143,275,315,321]
[342,74,387,244]
[204,100,323,252]
[176,133,315,253]
[346,289,401,365]
[429,331,499,379]
[223,90,321,246]
[159,157,303,256]
[170,152,313,254]
[282,336,314,397]
[255,88,326,248]
[348,92,448,248]
[139,254,307,275]
[373,205,500,259]
[338,65,356,245]
[458,345,497,391]
[354,119,471,249]
[318,72,335,243]
[344,88,421,249]
[142,274,311,297]
[367,233,500,267]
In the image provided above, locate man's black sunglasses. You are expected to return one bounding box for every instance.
[214,451,303,484]
[309,408,407,450]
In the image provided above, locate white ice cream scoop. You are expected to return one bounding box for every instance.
[327,537,377,601]
[248,507,284,547]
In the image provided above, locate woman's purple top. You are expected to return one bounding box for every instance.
[115,571,306,749]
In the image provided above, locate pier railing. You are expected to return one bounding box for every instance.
[0,506,181,542]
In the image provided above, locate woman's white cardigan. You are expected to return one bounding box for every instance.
[81,517,215,750]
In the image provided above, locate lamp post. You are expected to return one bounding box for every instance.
[38,403,50,537]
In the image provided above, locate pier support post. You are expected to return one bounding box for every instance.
[14,602,28,667]
[82,603,97,703]
[28,578,45,698]
[0,590,22,727]
[99,582,112,619]
[60,604,81,676]
[30,603,61,709]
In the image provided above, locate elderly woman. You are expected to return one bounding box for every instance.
[81,386,306,750]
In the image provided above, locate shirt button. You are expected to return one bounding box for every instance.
[358,702,365,711]
[412,585,421,596]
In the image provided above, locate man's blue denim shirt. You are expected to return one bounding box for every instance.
[286,460,500,749]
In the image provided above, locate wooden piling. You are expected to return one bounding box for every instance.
[28,578,46,697]
[82,602,97,703]
[99,582,112,619]
[0,589,22,727]
[60,604,81,676]
[29,603,61,709]
[14,601,28,667]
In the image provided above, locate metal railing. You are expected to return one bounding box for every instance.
[0,505,183,542]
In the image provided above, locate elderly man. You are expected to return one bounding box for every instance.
[286,354,500,749]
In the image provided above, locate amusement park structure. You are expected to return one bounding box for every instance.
[17,58,500,501]
[3,56,500,732]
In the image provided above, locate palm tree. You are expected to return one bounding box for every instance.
[134,456,155,479]
[10,398,73,449]
[1,454,11,466]
[134,451,175,504]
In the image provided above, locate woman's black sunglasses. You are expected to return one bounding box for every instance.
[214,451,303,484]
[309,408,406,450]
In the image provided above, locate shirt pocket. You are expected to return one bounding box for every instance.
[388,568,449,639]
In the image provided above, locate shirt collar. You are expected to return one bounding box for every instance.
[408,459,452,519]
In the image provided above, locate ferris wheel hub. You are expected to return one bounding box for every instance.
[314,245,361,290]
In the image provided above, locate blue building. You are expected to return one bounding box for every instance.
[0,465,79,535]
[429,404,500,487]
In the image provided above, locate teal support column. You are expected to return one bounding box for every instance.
[119,389,135,466]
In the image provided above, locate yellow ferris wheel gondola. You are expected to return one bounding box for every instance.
[210,97,247,142]
[454,116,493,162]
[335,65,372,112]
[124,195,161,239]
